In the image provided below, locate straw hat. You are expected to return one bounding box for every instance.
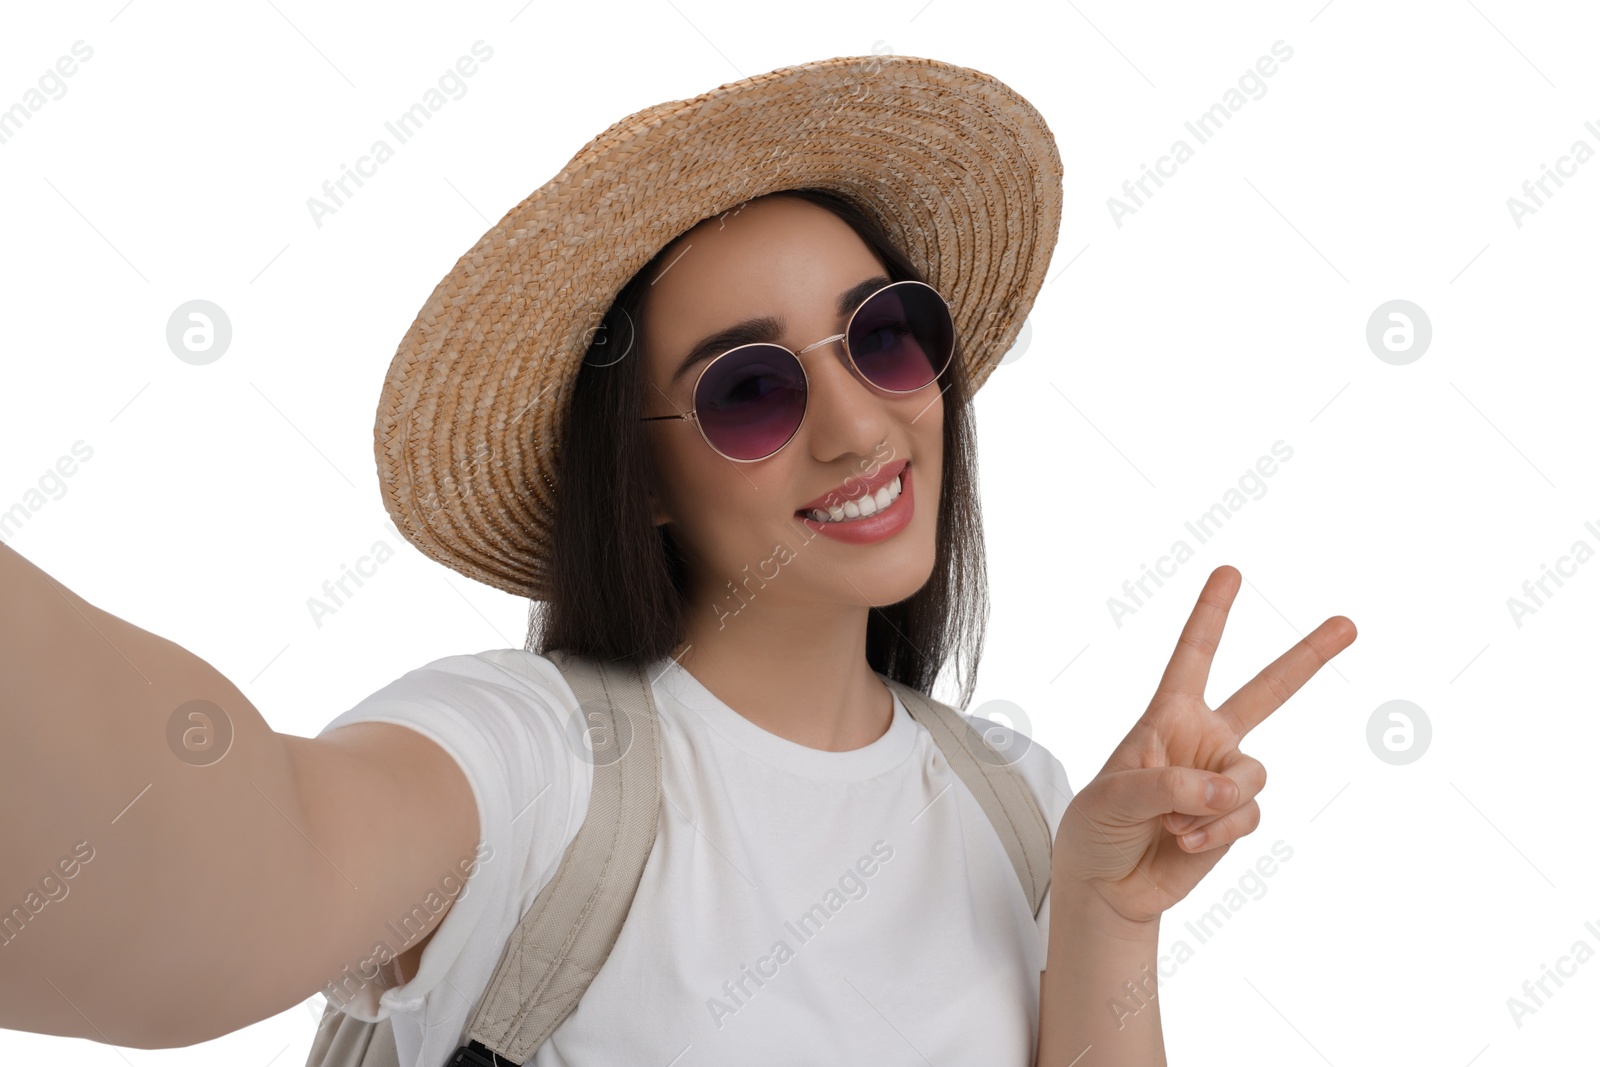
[374,53,1062,600]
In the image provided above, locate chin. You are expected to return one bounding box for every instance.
[836,547,940,608]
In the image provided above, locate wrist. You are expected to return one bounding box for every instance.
[1054,880,1161,945]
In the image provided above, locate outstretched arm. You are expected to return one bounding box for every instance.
[0,543,479,1047]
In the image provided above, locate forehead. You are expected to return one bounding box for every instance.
[639,196,884,352]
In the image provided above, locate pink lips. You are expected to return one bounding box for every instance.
[794,462,915,545]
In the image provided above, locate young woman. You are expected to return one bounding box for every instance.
[0,56,1354,1066]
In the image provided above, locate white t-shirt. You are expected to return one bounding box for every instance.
[315,648,1074,1066]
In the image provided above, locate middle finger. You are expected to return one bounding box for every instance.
[1151,566,1241,705]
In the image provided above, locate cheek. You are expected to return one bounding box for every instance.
[913,393,944,465]
[653,438,777,559]
[649,411,718,508]
[913,396,945,512]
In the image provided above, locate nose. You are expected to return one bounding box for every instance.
[798,335,892,463]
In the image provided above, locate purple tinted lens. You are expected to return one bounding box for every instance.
[847,283,954,392]
[695,344,807,460]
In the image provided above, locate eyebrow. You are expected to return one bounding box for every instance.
[669,275,892,385]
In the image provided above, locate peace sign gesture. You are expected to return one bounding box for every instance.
[1053,565,1357,926]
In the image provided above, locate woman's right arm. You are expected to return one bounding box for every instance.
[0,542,480,1049]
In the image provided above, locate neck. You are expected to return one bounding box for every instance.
[670,582,893,753]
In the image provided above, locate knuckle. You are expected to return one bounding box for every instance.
[1261,669,1295,706]
[1159,766,1192,805]
[1239,754,1267,795]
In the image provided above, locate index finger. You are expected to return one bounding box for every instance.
[1216,615,1358,739]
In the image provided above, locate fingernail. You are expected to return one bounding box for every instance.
[1170,814,1196,832]
[1182,829,1205,849]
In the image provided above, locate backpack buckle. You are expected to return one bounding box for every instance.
[446,1041,507,1066]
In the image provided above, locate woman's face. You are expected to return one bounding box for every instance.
[638,194,945,620]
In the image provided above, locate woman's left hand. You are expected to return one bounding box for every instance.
[1053,564,1357,926]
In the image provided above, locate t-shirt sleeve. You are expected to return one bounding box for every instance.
[312,650,587,1022]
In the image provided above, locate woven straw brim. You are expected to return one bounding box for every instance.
[374,53,1063,600]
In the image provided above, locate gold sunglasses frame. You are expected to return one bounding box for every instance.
[637,279,955,463]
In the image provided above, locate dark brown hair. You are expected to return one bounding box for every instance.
[527,187,989,709]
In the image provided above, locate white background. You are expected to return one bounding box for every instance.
[3,1,1596,1063]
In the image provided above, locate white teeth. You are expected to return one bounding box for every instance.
[805,473,903,524]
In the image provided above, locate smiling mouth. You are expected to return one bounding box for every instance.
[795,462,909,524]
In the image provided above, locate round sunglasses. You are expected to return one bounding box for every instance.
[638,280,955,462]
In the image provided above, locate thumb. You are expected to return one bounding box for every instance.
[1089,765,1239,825]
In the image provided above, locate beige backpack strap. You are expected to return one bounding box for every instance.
[883,679,1053,917]
[449,649,663,1065]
